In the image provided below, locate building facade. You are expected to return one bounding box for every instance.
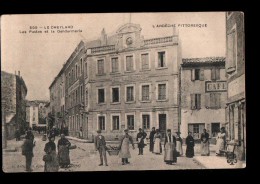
[1,71,27,139]
[82,23,181,140]
[225,12,245,161]
[180,57,227,141]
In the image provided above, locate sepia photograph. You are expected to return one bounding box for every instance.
[1,12,246,172]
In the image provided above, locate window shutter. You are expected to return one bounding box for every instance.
[197,94,201,109]
[217,93,221,109]
[211,68,216,81]
[188,124,193,133]
[191,69,195,81]
[216,68,220,80]
[200,69,204,81]
[205,93,210,109]
[191,94,195,109]
[210,93,215,108]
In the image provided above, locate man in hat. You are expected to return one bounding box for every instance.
[149,127,156,152]
[119,129,135,165]
[136,128,147,155]
[94,130,108,166]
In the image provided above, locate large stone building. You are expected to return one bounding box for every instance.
[180,57,227,140]
[1,71,27,139]
[83,23,181,140]
[225,12,245,161]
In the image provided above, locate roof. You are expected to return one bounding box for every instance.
[182,57,225,67]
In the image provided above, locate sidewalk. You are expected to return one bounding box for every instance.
[193,155,246,169]
[65,136,93,143]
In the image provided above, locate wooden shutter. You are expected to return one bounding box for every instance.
[205,93,210,109]
[210,93,215,108]
[191,94,195,110]
[200,69,204,81]
[191,69,195,81]
[216,68,220,80]
[197,94,201,109]
[211,68,216,81]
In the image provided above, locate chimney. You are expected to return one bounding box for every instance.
[101,28,107,46]
[18,71,20,76]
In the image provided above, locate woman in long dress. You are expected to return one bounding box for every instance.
[175,132,183,157]
[185,132,195,158]
[119,129,135,165]
[200,129,210,156]
[216,127,226,156]
[153,129,162,154]
[164,129,177,164]
[58,134,71,168]
[44,135,59,172]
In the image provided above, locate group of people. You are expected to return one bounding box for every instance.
[22,128,72,172]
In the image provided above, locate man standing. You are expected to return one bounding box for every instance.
[22,133,35,172]
[136,128,147,155]
[164,129,177,165]
[119,129,135,165]
[200,129,210,156]
[94,130,108,166]
[149,127,156,152]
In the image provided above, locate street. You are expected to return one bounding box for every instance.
[2,133,205,172]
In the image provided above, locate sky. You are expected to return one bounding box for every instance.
[1,12,226,101]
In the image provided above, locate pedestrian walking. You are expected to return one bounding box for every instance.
[216,127,226,156]
[153,129,162,154]
[136,128,147,155]
[22,133,35,172]
[26,127,34,142]
[200,129,210,156]
[175,132,183,156]
[119,129,135,165]
[149,127,156,152]
[164,129,177,165]
[185,131,195,158]
[79,127,83,139]
[94,130,108,166]
[43,135,59,172]
[58,134,71,168]
[15,128,20,141]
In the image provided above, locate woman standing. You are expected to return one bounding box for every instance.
[216,127,226,156]
[44,135,59,172]
[58,134,71,168]
[119,129,135,165]
[164,129,177,165]
[200,129,210,156]
[185,132,195,158]
[175,132,183,156]
[153,129,162,154]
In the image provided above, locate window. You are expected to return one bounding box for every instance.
[98,89,105,103]
[126,55,134,71]
[188,123,205,139]
[71,69,74,82]
[75,65,78,79]
[158,51,166,67]
[80,85,84,103]
[211,123,220,137]
[85,62,88,78]
[127,115,135,130]
[112,87,119,103]
[97,59,104,74]
[76,89,78,104]
[68,72,71,86]
[191,69,204,81]
[98,116,105,130]
[142,85,150,101]
[141,53,149,70]
[78,64,80,78]
[142,115,150,130]
[111,57,119,73]
[85,90,88,107]
[211,68,220,81]
[80,58,83,75]
[191,94,201,110]
[158,84,166,100]
[226,27,237,74]
[81,114,84,128]
[126,86,134,102]
[112,116,120,130]
[210,93,221,109]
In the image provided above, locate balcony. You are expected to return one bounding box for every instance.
[90,45,116,54]
[144,36,174,46]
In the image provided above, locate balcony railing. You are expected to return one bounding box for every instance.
[144,36,174,46]
[90,45,116,54]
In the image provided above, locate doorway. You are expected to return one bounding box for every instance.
[159,114,167,138]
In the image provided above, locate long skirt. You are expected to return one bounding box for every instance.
[58,145,70,166]
[44,151,59,172]
[153,138,162,154]
[176,141,183,156]
[186,145,194,158]
[164,142,177,163]
[201,141,210,156]
[119,138,131,158]
[215,138,225,154]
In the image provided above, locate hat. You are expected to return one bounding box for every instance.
[97,130,101,133]
[139,128,142,131]
[124,129,129,132]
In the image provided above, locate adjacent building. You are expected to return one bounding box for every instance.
[225,12,245,161]
[1,71,27,139]
[180,57,227,141]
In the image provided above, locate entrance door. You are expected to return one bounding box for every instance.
[159,114,167,138]
[211,123,220,137]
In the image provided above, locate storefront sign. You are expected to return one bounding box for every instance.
[205,81,227,92]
